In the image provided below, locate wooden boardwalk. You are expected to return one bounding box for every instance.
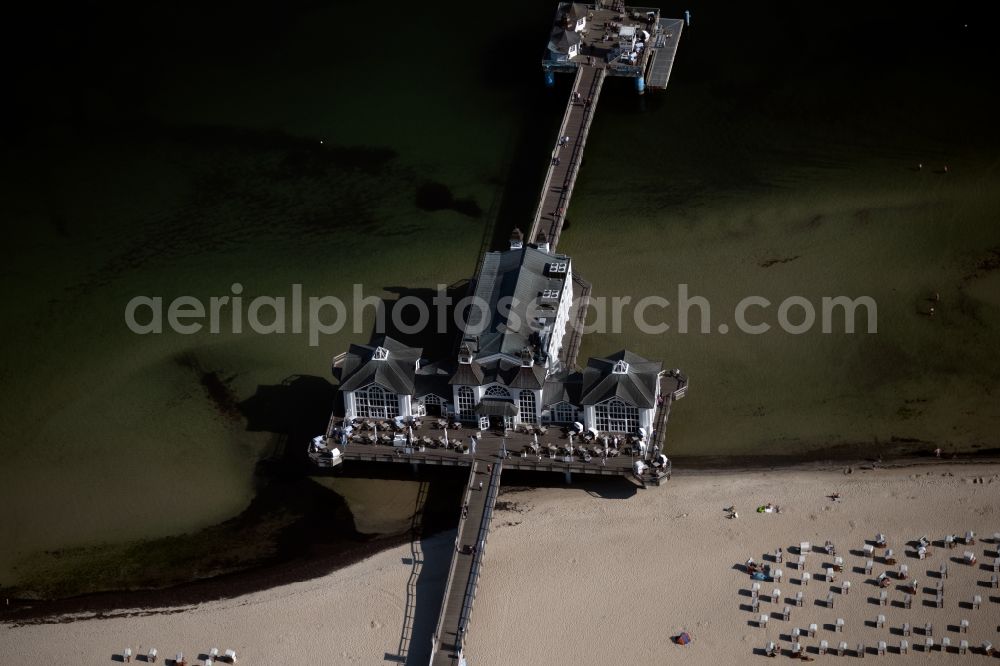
[430,462,502,666]
[529,65,606,251]
[334,426,659,480]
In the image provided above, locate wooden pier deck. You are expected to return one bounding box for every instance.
[645,18,684,90]
[529,65,606,251]
[430,461,502,666]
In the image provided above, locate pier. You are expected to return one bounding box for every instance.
[311,4,686,664]
[529,64,605,249]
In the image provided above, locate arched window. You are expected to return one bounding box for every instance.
[457,386,475,420]
[484,385,511,399]
[518,390,537,424]
[552,402,576,424]
[355,384,399,419]
[593,398,639,433]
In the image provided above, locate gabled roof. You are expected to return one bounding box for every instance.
[414,359,454,399]
[542,370,583,407]
[508,364,547,390]
[548,26,581,53]
[562,2,589,21]
[466,245,570,362]
[337,336,421,395]
[580,350,662,408]
[450,361,485,386]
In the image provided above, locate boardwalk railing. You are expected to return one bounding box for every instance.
[529,66,584,242]
[455,461,503,653]
[429,463,478,662]
[529,65,607,250]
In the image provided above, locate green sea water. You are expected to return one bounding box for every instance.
[1,1,997,593]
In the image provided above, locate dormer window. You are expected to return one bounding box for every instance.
[541,288,560,300]
[547,262,568,275]
[612,360,629,374]
[373,346,390,361]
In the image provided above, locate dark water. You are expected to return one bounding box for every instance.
[1,0,998,597]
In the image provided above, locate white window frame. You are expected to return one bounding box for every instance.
[594,398,639,433]
[518,390,537,424]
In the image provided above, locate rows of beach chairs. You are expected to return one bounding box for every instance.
[745,531,1000,659]
[119,647,237,664]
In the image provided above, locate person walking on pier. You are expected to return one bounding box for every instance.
[479,481,483,491]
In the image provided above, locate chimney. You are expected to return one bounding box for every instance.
[536,231,550,252]
[510,227,524,250]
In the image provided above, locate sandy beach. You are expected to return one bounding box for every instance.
[4,462,1000,664]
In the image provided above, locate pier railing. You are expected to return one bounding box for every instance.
[429,463,478,661]
[530,65,584,243]
[455,461,503,652]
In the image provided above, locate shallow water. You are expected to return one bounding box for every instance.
[1,1,998,591]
